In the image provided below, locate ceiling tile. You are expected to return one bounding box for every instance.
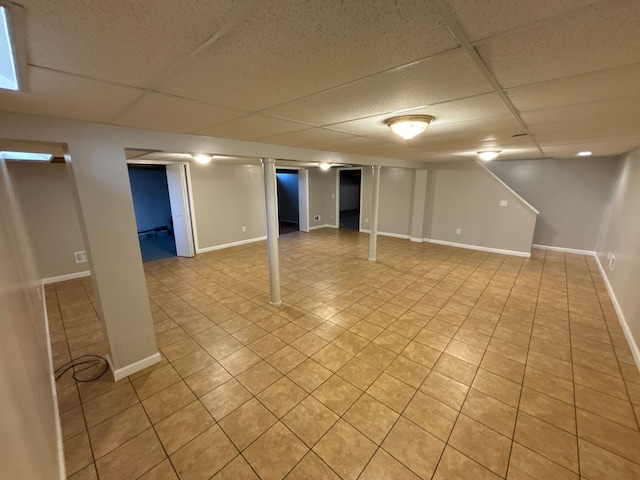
[257,128,353,147]
[506,64,640,112]
[24,0,243,87]
[327,93,510,136]
[521,95,640,126]
[113,92,246,134]
[262,50,493,126]
[0,66,142,122]
[196,114,311,140]
[476,0,640,88]
[157,0,458,110]
[443,0,600,42]
[541,140,638,158]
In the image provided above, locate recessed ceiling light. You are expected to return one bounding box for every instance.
[578,151,592,157]
[384,115,435,140]
[319,163,331,171]
[1,151,53,162]
[477,151,501,161]
[193,153,212,164]
[0,6,19,91]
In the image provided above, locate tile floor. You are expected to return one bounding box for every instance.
[48,229,640,479]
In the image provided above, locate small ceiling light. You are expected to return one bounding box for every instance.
[0,151,53,162]
[193,153,212,164]
[385,115,435,140]
[477,151,501,161]
[578,151,592,157]
[319,163,331,171]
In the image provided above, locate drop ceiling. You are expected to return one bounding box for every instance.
[1,0,638,163]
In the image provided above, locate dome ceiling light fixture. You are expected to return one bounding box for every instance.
[193,153,213,164]
[578,151,592,157]
[384,115,435,140]
[477,150,501,161]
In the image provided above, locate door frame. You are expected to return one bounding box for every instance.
[275,166,310,233]
[126,159,197,257]
[336,167,363,232]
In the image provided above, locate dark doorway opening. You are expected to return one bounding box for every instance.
[276,169,299,235]
[339,169,361,231]
[128,165,177,262]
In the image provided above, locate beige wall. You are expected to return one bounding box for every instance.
[596,148,640,364]
[361,166,414,236]
[0,160,63,479]
[487,157,621,251]
[424,161,538,255]
[190,162,266,250]
[309,167,337,228]
[7,162,87,280]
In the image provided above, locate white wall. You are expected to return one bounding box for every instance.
[487,157,621,251]
[596,148,640,365]
[309,167,337,228]
[6,162,87,280]
[424,161,538,256]
[0,160,63,479]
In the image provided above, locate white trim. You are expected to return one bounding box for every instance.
[532,244,596,256]
[409,237,423,243]
[360,229,410,240]
[185,162,200,253]
[42,285,66,479]
[41,270,90,285]
[105,352,161,382]
[309,224,338,231]
[424,238,531,257]
[594,255,640,370]
[196,236,267,254]
[475,160,540,215]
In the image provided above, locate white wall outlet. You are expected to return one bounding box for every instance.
[331,193,335,198]
[456,228,461,235]
[242,226,246,232]
[314,215,320,221]
[365,218,369,223]
[330,215,334,219]
[609,254,616,271]
[500,200,508,207]
[74,251,87,263]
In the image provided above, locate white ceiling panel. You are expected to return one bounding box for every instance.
[506,63,640,112]
[22,0,243,88]
[113,93,246,134]
[257,128,353,147]
[197,114,311,140]
[476,0,640,89]
[157,0,458,111]
[443,0,600,42]
[542,140,639,158]
[521,96,640,126]
[0,66,142,122]
[263,50,493,126]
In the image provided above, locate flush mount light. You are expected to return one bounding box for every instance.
[193,153,212,164]
[0,151,53,162]
[578,151,592,157]
[0,6,19,91]
[477,151,501,161]
[385,115,435,140]
[319,163,331,171]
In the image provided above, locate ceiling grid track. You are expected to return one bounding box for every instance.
[430,0,546,158]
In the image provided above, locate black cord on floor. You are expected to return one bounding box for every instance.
[54,355,108,382]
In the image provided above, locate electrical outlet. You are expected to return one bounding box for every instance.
[456,228,461,235]
[609,254,616,271]
[500,200,508,207]
[74,251,87,263]
[365,218,369,223]
[242,226,246,232]
[331,193,335,198]
[314,215,320,221]
[330,215,334,219]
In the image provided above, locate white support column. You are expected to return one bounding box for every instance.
[410,169,429,242]
[369,165,381,261]
[261,158,282,305]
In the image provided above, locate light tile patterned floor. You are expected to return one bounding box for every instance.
[48,229,640,479]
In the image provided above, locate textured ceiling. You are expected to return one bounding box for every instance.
[1,0,639,163]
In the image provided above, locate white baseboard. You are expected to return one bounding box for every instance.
[409,237,423,243]
[196,236,267,254]
[41,270,90,285]
[594,255,640,371]
[309,224,337,231]
[105,352,162,382]
[360,229,410,240]
[424,238,531,258]
[532,244,596,256]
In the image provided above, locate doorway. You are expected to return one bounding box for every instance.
[339,169,361,231]
[276,169,299,235]
[128,163,195,261]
